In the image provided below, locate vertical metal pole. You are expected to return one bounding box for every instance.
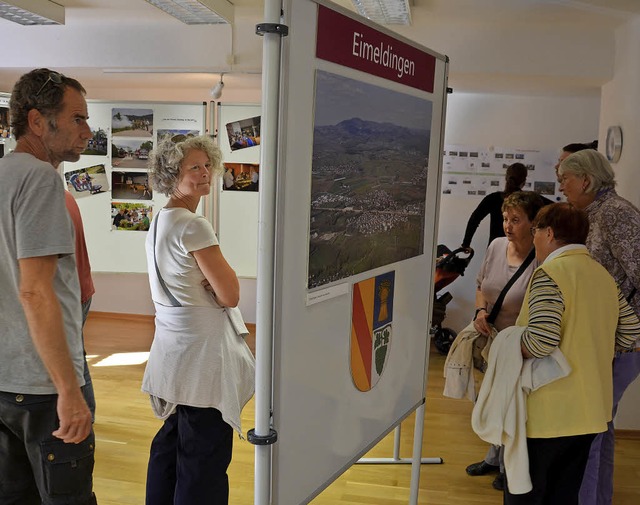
[409,403,426,504]
[393,425,401,461]
[254,0,283,504]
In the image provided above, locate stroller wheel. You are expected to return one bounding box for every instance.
[433,327,457,355]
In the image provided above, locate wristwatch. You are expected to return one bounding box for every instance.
[473,307,487,321]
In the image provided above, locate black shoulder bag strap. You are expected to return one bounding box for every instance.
[486,248,535,325]
[152,212,182,308]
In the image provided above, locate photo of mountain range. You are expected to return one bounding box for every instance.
[308,70,433,289]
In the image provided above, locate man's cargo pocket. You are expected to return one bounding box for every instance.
[40,434,95,496]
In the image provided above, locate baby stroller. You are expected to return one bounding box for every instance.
[431,245,474,355]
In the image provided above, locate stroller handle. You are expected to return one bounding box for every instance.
[437,246,474,268]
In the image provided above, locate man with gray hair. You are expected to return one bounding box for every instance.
[0,68,97,504]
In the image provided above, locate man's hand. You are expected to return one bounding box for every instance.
[53,389,92,443]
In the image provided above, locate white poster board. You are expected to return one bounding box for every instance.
[62,100,206,273]
[216,103,261,278]
[269,1,449,503]
[442,144,563,200]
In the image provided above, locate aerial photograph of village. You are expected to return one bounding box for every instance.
[308,70,433,289]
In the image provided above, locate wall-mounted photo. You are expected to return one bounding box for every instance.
[225,115,261,151]
[222,162,259,191]
[534,181,556,195]
[82,127,108,156]
[112,139,153,169]
[112,108,153,138]
[157,129,200,144]
[0,106,9,139]
[111,171,152,200]
[111,201,152,231]
[65,164,108,199]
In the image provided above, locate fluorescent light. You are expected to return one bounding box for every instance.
[0,0,64,25]
[352,0,412,25]
[145,0,233,25]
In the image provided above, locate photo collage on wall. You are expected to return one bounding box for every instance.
[441,145,563,201]
[222,115,261,192]
[62,103,204,233]
[109,108,154,231]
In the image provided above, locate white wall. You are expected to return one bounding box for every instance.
[599,17,640,430]
[392,9,616,95]
[92,273,257,322]
[437,91,601,333]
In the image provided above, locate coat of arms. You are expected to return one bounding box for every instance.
[350,271,395,391]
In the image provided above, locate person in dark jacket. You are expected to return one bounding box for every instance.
[461,163,528,250]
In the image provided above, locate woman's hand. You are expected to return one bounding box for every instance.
[201,278,214,294]
[201,279,223,307]
[473,309,493,336]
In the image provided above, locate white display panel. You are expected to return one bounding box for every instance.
[216,103,261,278]
[63,101,206,273]
[269,1,449,503]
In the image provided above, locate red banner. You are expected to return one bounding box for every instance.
[316,5,436,93]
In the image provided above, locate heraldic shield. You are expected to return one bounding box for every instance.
[350,271,395,392]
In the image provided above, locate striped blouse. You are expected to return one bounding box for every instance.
[521,269,639,358]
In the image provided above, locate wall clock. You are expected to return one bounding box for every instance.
[606,126,623,163]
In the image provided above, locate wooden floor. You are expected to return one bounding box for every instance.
[84,312,640,504]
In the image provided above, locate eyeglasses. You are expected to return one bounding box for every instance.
[35,72,63,97]
[530,227,538,236]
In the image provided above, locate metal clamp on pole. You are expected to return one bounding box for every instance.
[255,23,289,37]
[247,428,278,446]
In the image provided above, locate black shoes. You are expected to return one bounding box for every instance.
[466,460,500,476]
[466,461,505,492]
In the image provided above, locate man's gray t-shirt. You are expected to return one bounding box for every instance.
[0,152,84,394]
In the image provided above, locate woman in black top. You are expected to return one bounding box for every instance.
[461,163,528,249]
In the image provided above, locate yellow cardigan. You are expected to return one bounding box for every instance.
[516,249,619,438]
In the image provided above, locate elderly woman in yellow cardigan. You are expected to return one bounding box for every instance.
[504,203,640,505]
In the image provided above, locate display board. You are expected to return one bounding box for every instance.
[216,103,261,278]
[62,101,206,273]
[442,144,563,200]
[270,1,448,503]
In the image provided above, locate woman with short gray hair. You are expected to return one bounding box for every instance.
[557,149,615,203]
[149,135,223,196]
[142,135,255,504]
[558,149,640,505]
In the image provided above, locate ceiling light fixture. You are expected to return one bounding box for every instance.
[351,0,412,25]
[144,0,233,25]
[0,0,64,25]
[210,73,224,99]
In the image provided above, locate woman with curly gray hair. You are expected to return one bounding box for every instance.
[558,149,640,505]
[142,135,255,505]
